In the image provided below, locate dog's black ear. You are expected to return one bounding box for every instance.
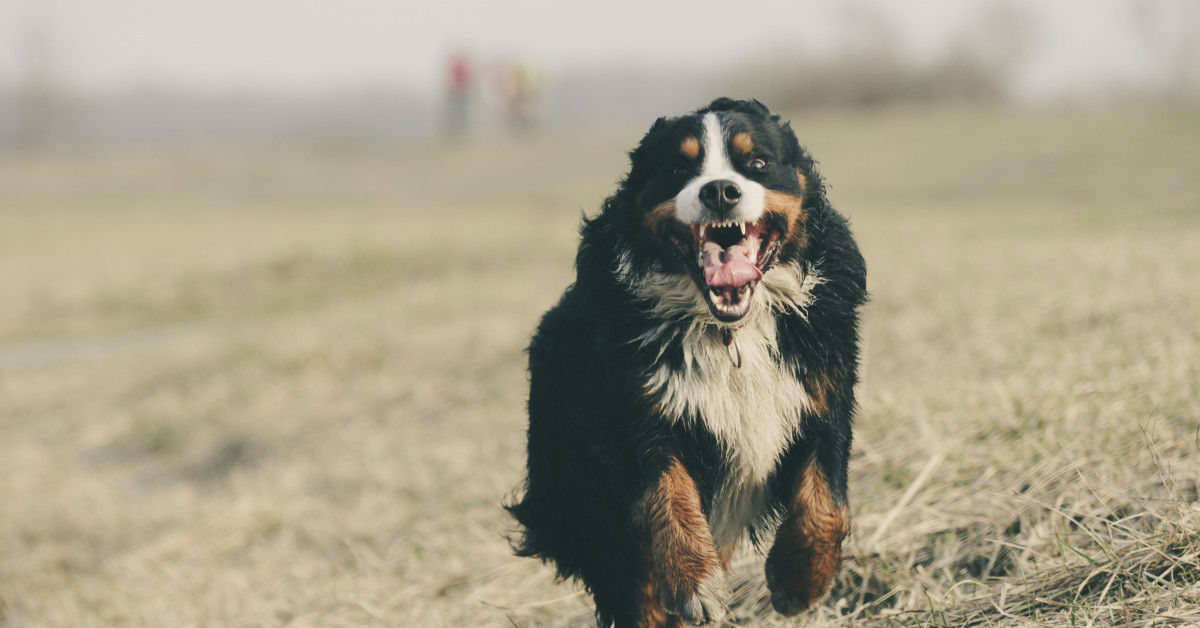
[778,119,803,160]
[705,97,772,118]
[741,98,772,117]
[634,116,672,147]
[614,115,673,209]
[629,116,670,159]
[706,97,740,112]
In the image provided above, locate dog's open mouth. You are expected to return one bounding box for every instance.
[671,217,783,322]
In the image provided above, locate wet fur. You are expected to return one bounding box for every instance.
[507,98,867,627]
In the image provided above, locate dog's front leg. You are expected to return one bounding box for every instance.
[635,457,729,626]
[764,452,851,615]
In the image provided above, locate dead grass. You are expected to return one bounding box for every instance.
[1,104,1198,627]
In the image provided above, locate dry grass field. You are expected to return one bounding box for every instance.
[2,104,1199,627]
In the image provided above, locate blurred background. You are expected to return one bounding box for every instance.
[2,0,1199,145]
[2,1,1199,626]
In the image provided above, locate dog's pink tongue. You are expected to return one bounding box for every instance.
[702,241,762,288]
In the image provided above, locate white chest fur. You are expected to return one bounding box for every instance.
[618,255,823,547]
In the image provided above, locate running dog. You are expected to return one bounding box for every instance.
[507,97,867,627]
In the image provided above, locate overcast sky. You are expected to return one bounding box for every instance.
[0,0,1194,99]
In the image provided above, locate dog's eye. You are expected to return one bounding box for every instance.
[673,166,692,177]
[749,158,768,171]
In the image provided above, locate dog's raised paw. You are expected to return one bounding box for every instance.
[768,584,813,617]
[764,549,833,616]
[663,571,730,625]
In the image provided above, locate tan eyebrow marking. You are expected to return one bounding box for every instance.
[680,136,700,159]
[731,132,754,156]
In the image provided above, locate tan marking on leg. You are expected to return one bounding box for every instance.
[680,137,700,159]
[637,458,728,624]
[642,459,722,597]
[629,568,680,628]
[765,460,849,616]
[731,132,754,156]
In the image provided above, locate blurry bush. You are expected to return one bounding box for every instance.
[723,2,1034,109]
[722,44,1008,110]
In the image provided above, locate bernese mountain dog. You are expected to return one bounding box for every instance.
[507,98,866,628]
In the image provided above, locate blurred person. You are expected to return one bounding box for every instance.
[497,58,548,133]
[443,50,473,139]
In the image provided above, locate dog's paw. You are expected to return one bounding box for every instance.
[764,547,835,616]
[661,570,730,625]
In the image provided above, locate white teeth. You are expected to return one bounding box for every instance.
[698,220,752,235]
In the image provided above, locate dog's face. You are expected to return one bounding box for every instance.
[616,99,810,323]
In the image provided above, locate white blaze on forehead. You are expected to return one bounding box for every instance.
[674,113,766,225]
[700,112,730,176]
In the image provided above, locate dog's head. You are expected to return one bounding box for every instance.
[607,98,815,323]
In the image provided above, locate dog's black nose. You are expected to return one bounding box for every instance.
[699,179,742,213]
